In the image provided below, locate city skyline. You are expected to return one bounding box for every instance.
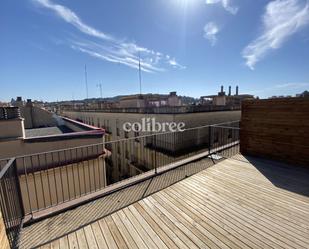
[1,0,309,101]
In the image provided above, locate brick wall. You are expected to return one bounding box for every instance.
[240,98,309,167]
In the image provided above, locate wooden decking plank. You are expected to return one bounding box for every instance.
[75,229,89,249]
[111,212,139,249]
[122,207,159,249]
[59,236,69,249]
[147,196,211,249]
[50,239,60,249]
[193,173,309,232]
[98,219,118,249]
[193,173,309,239]
[156,191,240,249]
[174,181,288,249]
[200,169,309,219]
[34,156,309,249]
[105,215,128,249]
[184,177,306,248]
[188,176,307,248]
[132,202,180,249]
[90,222,108,249]
[217,159,309,198]
[116,210,149,249]
[159,188,251,249]
[40,244,51,249]
[197,170,309,224]
[155,191,235,249]
[216,162,309,199]
[127,205,169,249]
[175,178,309,248]
[136,201,190,249]
[228,157,309,184]
[142,198,199,249]
[83,225,99,249]
[67,232,79,249]
[209,162,309,205]
[167,184,264,249]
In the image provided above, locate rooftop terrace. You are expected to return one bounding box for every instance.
[22,154,309,249]
[0,97,308,249]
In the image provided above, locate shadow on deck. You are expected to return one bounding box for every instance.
[231,154,309,197]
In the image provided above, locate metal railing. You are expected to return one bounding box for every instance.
[0,121,239,248]
[0,159,24,249]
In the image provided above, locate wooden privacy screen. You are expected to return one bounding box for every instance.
[240,98,309,167]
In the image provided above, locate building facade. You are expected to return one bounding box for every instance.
[62,108,240,183]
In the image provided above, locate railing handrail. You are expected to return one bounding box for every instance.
[0,158,15,179]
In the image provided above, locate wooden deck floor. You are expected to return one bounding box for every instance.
[37,155,309,248]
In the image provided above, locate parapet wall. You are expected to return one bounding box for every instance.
[20,106,57,129]
[240,98,309,167]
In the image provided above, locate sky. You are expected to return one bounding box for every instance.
[1,0,309,101]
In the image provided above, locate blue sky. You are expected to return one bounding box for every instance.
[1,0,309,101]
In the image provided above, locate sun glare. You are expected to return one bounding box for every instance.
[172,0,198,8]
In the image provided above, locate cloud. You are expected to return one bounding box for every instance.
[168,58,187,69]
[274,82,309,89]
[32,0,185,72]
[242,0,309,70]
[203,22,219,46]
[205,0,238,15]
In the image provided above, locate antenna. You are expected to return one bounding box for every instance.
[84,64,89,99]
[138,52,142,95]
[97,83,103,99]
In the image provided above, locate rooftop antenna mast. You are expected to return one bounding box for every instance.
[97,83,103,99]
[138,52,142,95]
[84,64,89,99]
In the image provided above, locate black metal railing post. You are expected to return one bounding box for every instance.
[13,159,25,218]
[208,125,212,155]
[0,158,25,249]
[154,135,157,174]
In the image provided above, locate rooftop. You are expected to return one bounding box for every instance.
[20,154,309,249]
[24,126,73,138]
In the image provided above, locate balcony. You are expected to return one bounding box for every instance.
[15,154,309,249]
[1,106,308,248]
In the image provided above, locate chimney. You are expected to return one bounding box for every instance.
[228,86,231,96]
[236,86,239,96]
[220,85,224,93]
[169,91,177,96]
[15,96,23,107]
[26,99,33,107]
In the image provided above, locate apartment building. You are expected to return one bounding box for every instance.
[62,107,240,182]
[0,104,107,213]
